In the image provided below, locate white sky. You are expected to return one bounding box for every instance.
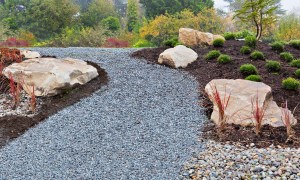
[214,0,300,13]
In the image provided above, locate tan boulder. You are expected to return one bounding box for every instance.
[205,79,297,127]
[158,45,198,68]
[3,58,99,96]
[179,28,225,46]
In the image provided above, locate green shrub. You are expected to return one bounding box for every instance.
[245,36,257,48]
[250,51,265,60]
[205,50,221,60]
[213,38,225,47]
[235,30,255,39]
[290,59,300,68]
[163,37,180,47]
[265,60,281,72]
[217,54,232,64]
[240,46,252,55]
[101,16,121,31]
[223,32,235,40]
[245,75,262,82]
[240,64,258,75]
[282,77,300,90]
[270,41,285,53]
[133,39,154,48]
[280,52,294,62]
[289,40,300,49]
[295,69,300,78]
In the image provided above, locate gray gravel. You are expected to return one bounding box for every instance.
[0,48,205,179]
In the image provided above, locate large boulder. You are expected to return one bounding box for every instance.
[21,50,41,59]
[3,58,99,96]
[205,79,297,127]
[179,28,225,46]
[158,45,198,68]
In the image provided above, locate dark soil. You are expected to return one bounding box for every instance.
[0,61,108,148]
[131,40,300,148]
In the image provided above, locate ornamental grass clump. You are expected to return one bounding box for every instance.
[240,46,252,55]
[217,54,231,64]
[280,100,295,137]
[8,73,21,109]
[205,50,221,60]
[280,52,294,62]
[289,40,300,49]
[245,75,262,82]
[223,32,235,40]
[251,93,267,135]
[295,69,300,78]
[213,38,225,47]
[239,64,258,76]
[250,51,265,60]
[245,36,257,48]
[265,60,281,72]
[282,77,300,90]
[270,41,285,53]
[290,59,300,68]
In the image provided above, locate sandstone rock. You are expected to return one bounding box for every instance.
[179,28,225,46]
[205,79,297,127]
[3,58,99,96]
[158,45,198,68]
[21,50,41,59]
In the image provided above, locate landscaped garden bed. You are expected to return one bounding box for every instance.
[132,40,300,148]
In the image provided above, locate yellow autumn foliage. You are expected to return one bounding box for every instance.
[275,13,300,41]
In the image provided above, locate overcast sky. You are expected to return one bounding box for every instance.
[214,0,300,13]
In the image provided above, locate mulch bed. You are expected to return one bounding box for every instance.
[131,40,300,148]
[0,61,108,148]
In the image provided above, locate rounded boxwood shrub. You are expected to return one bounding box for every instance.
[270,41,284,53]
[265,60,281,72]
[217,54,232,64]
[223,32,235,40]
[295,69,300,78]
[280,52,294,62]
[250,50,265,60]
[282,77,300,90]
[205,50,221,60]
[290,59,300,68]
[240,64,258,75]
[240,46,251,55]
[289,40,300,49]
[213,38,225,47]
[245,75,262,82]
[245,36,257,48]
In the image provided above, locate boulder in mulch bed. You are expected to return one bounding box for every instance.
[205,79,297,127]
[178,28,225,46]
[158,45,198,68]
[3,57,99,96]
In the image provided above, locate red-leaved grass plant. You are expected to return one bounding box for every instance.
[250,92,268,135]
[209,83,231,131]
[29,85,36,112]
[8,73,21,109]
[281,101,299,139]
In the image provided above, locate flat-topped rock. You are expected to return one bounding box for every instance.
[3,57,99,96]
[205,79,297,127]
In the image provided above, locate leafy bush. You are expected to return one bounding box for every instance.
[250,51,265,60]
[163,37,180,47]
[235,30,255,39]
[295,69,300,78]
[217,54,232,64]
[133,39,154,48]
[240,64,258,75]
[265,60,281,72]
[290,59,300,68]
[282,77,300,90]
[213,38,225,47]
[0,37,29,47]
[205,50,221,60]
[245,75,262,82]
[240,46,252,55]
[223,32,235,40]
[280,52,294,62]
[289,40,300,49]
[245,36,257,48]
[101,16,121,32]
[270,41,285,52]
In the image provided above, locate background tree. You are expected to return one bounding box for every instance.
[275,13,300,41]
[139,0,214,18]
[126,0,139,32]
[234,0,282,40]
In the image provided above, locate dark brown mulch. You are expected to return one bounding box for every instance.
[131,40,300,148]
[0,61,108,148]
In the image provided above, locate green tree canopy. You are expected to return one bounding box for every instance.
[126,0,139,32]
[139,0,214,18]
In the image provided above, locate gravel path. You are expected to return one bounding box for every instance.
[0,48,205,179]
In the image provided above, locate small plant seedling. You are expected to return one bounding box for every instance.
[217,54,232,64]
[245,36,257,48]
[295,69,300,78]
[240,46,251,55]
[280,52,294,62]
[205,50,221,60]
[240,64,258,75]
[290,59,300,68]
[213,38,225,47]
[250,51,265,60]
[270,41,284,53]
[265,60,281,72]
[245,75,262,82]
